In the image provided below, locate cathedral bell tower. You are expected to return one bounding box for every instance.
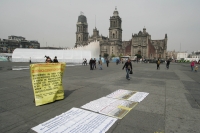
[109,7,122,44]
[75,12,89,47]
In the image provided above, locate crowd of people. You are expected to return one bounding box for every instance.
[82,57,132,80]
[84,58,109,70]
[42,55,198,80]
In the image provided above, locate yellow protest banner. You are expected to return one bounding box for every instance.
[30,63,66,106]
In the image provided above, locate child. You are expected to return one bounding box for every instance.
[194,66,198,72]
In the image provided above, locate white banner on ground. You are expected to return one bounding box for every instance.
[128,92,149,102]
[106,89,149,102]
[81,97,118,112]
[81,97,137,119]
[106,89,137,100]
[32,107,117,133]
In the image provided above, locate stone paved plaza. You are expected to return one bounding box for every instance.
[0,62,200,133]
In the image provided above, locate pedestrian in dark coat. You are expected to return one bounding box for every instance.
[166,59,170,69]
[106,59,109,67]
[122,59,132,80]
[94,58,96,69]
[157,59,160,70]
[89,58,93,70]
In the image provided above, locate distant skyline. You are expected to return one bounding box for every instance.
[0,0,200,53]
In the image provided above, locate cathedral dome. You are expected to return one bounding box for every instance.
[78,15,87,23]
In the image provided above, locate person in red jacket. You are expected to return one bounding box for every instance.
[191,60,195,71]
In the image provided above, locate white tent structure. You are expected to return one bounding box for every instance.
[12,41,100,63]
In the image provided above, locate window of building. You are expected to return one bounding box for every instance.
[113,34,115,38]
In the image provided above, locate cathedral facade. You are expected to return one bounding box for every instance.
[75,8,167,59]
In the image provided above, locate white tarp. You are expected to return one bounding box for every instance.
[32,107,117,133]
[12,41,100,63]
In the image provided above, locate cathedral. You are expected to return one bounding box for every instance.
[75,8,167,59]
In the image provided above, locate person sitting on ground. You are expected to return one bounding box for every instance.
[82,58,85,65]
[46,56,52,63]
[53,56,59,63]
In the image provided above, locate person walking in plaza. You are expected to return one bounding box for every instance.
[89,58,93,70]
[190,60,195,71]
[106,59,109,67]
[94,58,96,69]
[99,59,103,70]
[157,59,160,70]
[122,59,132,80]
[166,59,170,69]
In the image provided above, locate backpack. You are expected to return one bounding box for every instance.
[157,60,160,65]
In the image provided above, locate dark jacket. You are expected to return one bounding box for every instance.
[167,60,170,65]
[123,61,132,70]
[89,59,93,65]
[53,59,58,63]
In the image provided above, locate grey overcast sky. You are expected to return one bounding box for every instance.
[0,0,199,53]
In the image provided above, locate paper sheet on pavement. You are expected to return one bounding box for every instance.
[106,89,149,102]
[106,89,137,100]
[32,107,117,133]
[81,97,118,112]
[81,97,138,119]
[128,92,149,102]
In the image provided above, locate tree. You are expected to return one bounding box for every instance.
[135,54,142,59]
[103,53,109,59]
[119,53,123,58]
[111,54,116,58]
